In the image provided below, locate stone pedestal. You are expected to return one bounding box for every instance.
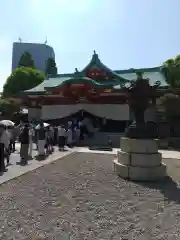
[113,137,166,181]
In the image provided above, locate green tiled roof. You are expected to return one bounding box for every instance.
[115,71,167,87]
[24,77,70,94]
[23,76,123,94]
[114,67,167,87]
[23,69,167,94]
[46,77,124,90]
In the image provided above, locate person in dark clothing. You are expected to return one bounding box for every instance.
[19,124,29,165]
[11,126,18,152]
[46,126,53,154]
[53,126,58,145]
[0,142,5,172]
[0,124,9,172]
[4,126,10,166]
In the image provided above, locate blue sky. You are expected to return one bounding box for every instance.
[0,0,180,91]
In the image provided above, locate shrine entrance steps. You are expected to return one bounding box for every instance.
[78,132,124,148]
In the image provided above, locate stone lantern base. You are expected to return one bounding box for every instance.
[113,137,166,181]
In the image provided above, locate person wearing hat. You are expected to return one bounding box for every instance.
[0,124,9,172]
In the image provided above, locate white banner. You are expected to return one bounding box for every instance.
[41,104,130,121]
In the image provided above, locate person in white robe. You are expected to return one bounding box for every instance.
[37,123,46,156]
[58,125,66,151]
[29,126,34,159]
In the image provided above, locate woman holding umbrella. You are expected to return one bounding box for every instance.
[0,120,16,153]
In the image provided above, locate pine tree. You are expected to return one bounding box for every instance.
[18,52,35,68]
[45,58,57,77]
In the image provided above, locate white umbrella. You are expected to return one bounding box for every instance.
[20,108,28,114]
[35,122,50,130]
[0,120,15,127]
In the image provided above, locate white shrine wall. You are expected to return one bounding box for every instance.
[41,104,130,121]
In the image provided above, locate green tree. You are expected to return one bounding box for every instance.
[162,55,180,88]
[0,98,22,117]
[45,58,57,76]
[159,93,180,121]
[18,52,35,68]
[2,67,45,97]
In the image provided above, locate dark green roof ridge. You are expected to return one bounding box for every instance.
[52,67,162,78]
[46,77,120,90]
[49,73,73,78]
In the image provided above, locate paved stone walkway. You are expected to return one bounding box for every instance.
[0,143,180,185]
[0,144,75,185]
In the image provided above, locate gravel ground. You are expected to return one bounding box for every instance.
[0,153,180,239]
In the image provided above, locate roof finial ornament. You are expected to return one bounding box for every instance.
[74,68,79,78]
[92,50,99,63]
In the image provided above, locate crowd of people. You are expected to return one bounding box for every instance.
[0,118,94,173]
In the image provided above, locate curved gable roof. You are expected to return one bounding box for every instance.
[81,51,130,82]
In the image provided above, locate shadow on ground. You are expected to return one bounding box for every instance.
[35,155,48,161]
[137,176,180,204]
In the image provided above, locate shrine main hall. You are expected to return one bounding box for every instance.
[21,51,168,132]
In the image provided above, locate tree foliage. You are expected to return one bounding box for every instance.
[159,93,180,121]
[45,58,57,76]
[3,67,45,97]
[18,52,35,68]
[162,55,180,88]
[0,98,22,117]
